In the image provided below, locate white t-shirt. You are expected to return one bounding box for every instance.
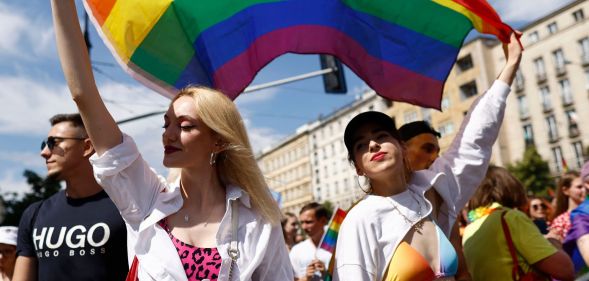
[289,238,332,280]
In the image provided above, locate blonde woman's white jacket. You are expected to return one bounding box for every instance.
[334,80,511,281]
[89,134,293,281]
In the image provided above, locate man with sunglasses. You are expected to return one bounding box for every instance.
[12,114,127,281]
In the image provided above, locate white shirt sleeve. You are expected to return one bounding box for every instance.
[431,80,511,226]
[90,134,167,230]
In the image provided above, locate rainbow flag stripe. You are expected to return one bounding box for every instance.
[319,208,347,253]
[84,0,512,108]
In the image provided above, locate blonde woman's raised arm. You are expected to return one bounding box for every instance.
[51,0,122,155]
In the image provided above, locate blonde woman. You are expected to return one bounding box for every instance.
[50,0,293,280]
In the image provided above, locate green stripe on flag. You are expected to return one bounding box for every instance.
[173,0,281,42]
[130,6,195,85]
[342,0,472,48]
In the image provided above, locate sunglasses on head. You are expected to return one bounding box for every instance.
[41,136,86,151]
[531,203,547,211]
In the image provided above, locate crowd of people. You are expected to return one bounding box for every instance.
[1,0,589,280]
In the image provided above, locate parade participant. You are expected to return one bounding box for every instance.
[332,31,522,281]
[399,121,471,281]
[528,196,550,234]
[12,114,127,281]
[290,203,331,281]
[282,212,299,251]
[50,0,293,280]
[0,226,18,281]
[398,121,441,171]
[563,161,589,275]
[549,171,585,241]
[463,166,573,281]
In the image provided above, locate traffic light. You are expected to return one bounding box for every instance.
[320,55,347,94]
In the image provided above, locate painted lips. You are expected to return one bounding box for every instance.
[164,146,181,154]
[371,152,387,161]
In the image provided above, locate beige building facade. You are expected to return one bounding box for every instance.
[257,127,313,214]
[499,0,589,173]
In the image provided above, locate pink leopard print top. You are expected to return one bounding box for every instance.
[159,219,222,281]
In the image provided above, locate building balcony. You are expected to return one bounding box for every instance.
[515,81,525,92]
[582,54,589,66]
[536,73,547,84]
[555,65,567,77]
[548,134,560,143]
[569,125,580,138]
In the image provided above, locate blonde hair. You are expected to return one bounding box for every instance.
[172,86,281,225]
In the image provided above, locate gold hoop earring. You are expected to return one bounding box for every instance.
[356,174,372,194]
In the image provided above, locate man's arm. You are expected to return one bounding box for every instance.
[11,256,37,281]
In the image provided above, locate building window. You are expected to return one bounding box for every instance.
[573,9,585,22]
[515,70,525,91]
[534,57,546,81]
[459,80,478,100]
[438,122,454,138]
[404,110,418,123]
[457,54,474,72]
[546,115,559,142]
[559,79,573,105]
[523,124,534,146]
[565,109,579,137]
[547,22,558,34]
[540,86,552,111]
[517,95,529,119]
[528,31,540,44]
[421,108,432,125]
[553,49,566,69]
[441,97,450,111]
[572,141,585,168]
[552,146,564,173]
[580,37,589,63]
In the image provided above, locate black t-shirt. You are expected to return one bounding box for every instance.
[17,190,128,281]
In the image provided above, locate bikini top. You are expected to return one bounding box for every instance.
[385,223,458,281]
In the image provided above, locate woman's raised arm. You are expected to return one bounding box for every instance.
[51,0,122,155]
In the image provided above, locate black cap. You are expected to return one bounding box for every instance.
[344,111,399,156]
[398,121,441,142]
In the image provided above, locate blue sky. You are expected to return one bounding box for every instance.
[0,0,573,195]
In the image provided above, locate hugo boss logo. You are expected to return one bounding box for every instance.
[32,223,111,258]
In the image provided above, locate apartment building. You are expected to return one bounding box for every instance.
[499,0,589,173]
[257,126,313,214]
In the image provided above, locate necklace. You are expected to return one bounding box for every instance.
[388,189,424,232]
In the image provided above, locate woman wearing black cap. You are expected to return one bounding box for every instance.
[332,32,522,281]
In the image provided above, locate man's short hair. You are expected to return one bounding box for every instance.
[398,121,441,142]
[50,113,86,130]
[299,202,329,220]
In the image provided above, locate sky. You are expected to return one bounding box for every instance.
[0,0,574,196]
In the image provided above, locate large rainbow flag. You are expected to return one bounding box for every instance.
[84,0,513,108]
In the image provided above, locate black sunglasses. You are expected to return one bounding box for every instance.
[41,136,86,151]
[531,203,547,211]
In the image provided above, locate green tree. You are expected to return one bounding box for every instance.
[507,145,553,196]
[321,200,334,219]
[0,170,60,226]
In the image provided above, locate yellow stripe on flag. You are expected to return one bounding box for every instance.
[432,0,484,32]
[103,0,172,62]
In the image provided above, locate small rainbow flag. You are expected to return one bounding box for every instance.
[84,0,514,108]
[318,207,347,254]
